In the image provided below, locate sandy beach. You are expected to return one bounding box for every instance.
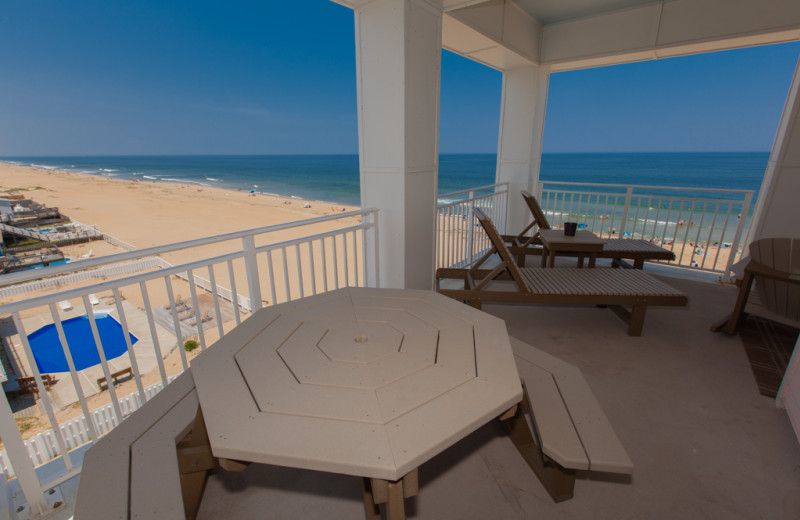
[0,162,359,256]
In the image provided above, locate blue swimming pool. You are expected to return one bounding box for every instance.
[27,314,138,373]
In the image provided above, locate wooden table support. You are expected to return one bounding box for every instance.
[362,469,419,520]
[500,388,577,503]
[176,407,218,520]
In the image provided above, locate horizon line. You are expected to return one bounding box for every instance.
[0,150,772,159]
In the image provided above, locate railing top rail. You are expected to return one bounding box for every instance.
[0,221,374,315]
[437,182,508,201]
[539,189,749,206]
[539,180,754,196]
[0,208,378,287]
[437,190,508,209]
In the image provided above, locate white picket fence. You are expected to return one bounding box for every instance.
[0,258,165,298]
[0,375,179,478]
[69,218,137,251]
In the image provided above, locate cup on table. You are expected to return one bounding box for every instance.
[564,222,577,236]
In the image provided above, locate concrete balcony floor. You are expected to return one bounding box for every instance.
[192,269,800,519]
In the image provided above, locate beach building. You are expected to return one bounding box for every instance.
[0,1,799,519]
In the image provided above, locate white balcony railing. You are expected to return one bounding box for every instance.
[537,181,754,274]
[436,183,509,269]
[0,209,378,515]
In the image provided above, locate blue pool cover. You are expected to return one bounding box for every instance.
[27,314,138,373]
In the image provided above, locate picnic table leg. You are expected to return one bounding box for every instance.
[500,389,576,502]
[627,305,646,336]
[177,406,218,520]
[362,469,418,520]
[361,479,381,520]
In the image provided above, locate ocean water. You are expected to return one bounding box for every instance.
[1,152,768,207]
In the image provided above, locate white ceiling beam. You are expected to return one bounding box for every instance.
[442,0,541,70]
[542,0,800,71]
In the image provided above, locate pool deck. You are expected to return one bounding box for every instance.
[14,297,177,407]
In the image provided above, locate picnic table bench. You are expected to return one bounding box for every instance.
[96,367,134,390]
[75,371,217,520]
[502,337,634,501]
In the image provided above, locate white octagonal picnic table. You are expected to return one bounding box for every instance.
[191,287,523,519]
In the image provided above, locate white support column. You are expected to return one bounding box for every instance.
[355,0,442,290]
[495,64,550,233]
[747,56,800,244]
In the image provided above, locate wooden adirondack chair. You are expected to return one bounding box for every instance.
[712,237,800,334]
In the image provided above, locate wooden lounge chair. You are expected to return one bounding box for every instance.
[503,191,676,269]
[436,208,688,336]
[711,237,800,334]
[190,310,212,327]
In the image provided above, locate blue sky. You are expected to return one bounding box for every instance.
[0,0,798,156]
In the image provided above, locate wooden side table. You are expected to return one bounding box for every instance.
[539,229,605,268]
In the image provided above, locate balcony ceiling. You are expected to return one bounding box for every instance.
[443,0,800,71]
[513,0,659,26]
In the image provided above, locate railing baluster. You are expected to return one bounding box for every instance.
[343,234,350,287]
[226,260,242,324]
[186,269,204,357]
[138,281,168,387]
[728,191,753,274]
[242,234,263,312]
[332,233,340,290]
[282,247,291,302]
[83,295,123,423]
[208,265,224,339]
[350,230,358,285]
[267,250,278,307]
[308,242,317,295]
[164,276,187,358]
[700,203,720,269]
[321,237,329,291]
[294,244,304,298]
[112,287,145,399]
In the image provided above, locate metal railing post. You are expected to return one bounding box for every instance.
[467,191,476,265]
[0,393,49,515]
[618,187,634,237]
[242,235,263,312]
[370,210,380,288]
[726,191,754,276]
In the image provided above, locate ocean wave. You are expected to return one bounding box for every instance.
[142,175,159,180]
[162,177,210,187]
[205,177,221,182]
[31,163,59,170]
